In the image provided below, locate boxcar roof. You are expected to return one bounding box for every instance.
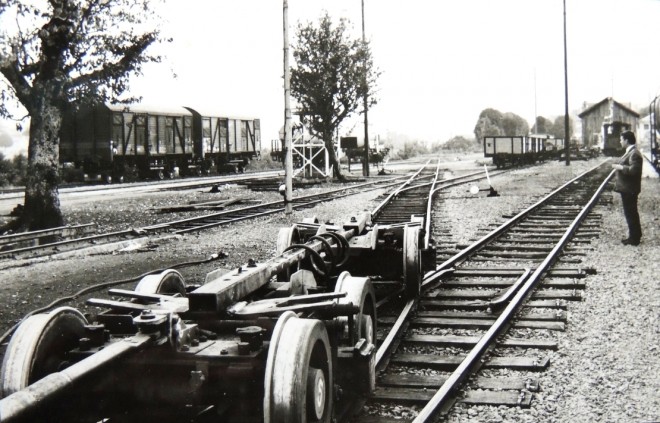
[184,106,258,121]
[104,103,193,116]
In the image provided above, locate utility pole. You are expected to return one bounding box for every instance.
[563,0,570,165]
[651,95,659,167]
[534,68,538,133]
[362,0,370,176]
[283,0,293,213]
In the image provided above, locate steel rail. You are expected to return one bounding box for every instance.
[0,175,410,259]
[0,227,149,260]
[0,223,95,246]
[421,167,508,249]
[371,160,432,218]
[375,298,416,367]
[371,168,502,208]
[373,166,510,368]
[169,174,413,234]
[1,163,497,259]
[171,163,494,235]
[0,171,285,204]
[374,268,455,369]
[424,161,608,279]
[370,164,504,246]
[424,160,444,248]
[412,166,614,422]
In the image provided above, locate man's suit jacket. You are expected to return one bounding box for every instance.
[614,146,643,194]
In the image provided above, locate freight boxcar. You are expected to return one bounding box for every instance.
[483,136,546,168]
[60,104,261,182]
[185,107,261,174]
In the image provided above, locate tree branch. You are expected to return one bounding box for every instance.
[68,32,158,91]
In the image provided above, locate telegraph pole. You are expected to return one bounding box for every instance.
[534,68,538,133]
[283,0,293,213]
[563,0,570,165]
[361,0,370,176]
[651,95,659,166]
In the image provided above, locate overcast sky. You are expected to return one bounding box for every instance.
[2,0,660,156]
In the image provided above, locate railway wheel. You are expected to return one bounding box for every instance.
[135,269,187,297]
[276,225,300,255]
[334,272,377,394]
[403,225,422,298]
[1,307,89,397]
[264,312,333,423]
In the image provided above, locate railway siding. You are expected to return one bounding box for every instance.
[426,159,660,422]
[0,156,657,422]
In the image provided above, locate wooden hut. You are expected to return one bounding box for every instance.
[578,97,640,153]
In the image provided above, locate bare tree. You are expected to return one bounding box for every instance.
[0,0,167,231]
[290,12,379,181]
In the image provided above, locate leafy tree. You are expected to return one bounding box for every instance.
[473,108,504,143]
[550,115,573,140]
[11,154,27,185]
[531,116,553,134]
[0,153,27,186]
[0,152,10,186]
[502,112,530,136]
[474,108,530,143]
[394,140,429,160]
[436,136,477,152]
[290,12,379,181]
[0,0,167,231]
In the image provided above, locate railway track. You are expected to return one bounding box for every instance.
[0,170,283,202]
[349,162,613,422]
[0,175,410,260]
[0,158,509,423]
[0,159,613,423]
[0,165,500,261]
[7,156,591,423]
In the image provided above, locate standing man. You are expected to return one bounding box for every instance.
[611,130,643,246]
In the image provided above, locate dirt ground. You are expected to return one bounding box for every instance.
[0,155,658,422]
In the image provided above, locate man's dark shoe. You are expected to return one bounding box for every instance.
[621,238,640,246]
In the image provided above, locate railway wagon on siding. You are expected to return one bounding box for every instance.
[483,135,548,168]
[60,104,261,183]
[184,107,261,174]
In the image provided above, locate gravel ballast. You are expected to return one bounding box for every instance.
[437,159,660,423]
[1,156,658,422]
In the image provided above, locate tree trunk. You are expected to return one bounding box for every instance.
[22,94,64,231]
[324,136,346,182]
